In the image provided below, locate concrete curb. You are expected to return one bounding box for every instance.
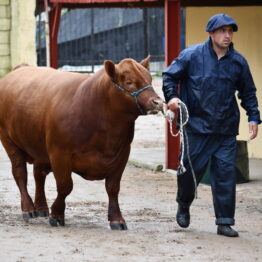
[128,147,165,172]
[128,159,164,172]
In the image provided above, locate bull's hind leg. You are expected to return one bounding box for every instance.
[0,137,36,220]
[49,153,73,226]
[33,164,49,217]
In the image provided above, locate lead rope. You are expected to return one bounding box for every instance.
[164,102,198,199]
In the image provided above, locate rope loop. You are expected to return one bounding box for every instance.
[165,101,189,137]
[163,102,197,199]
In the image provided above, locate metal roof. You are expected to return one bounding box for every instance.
[50,0,159,2]
[49,0,165,8]
[49,0,164,8]
[49,0,262,7]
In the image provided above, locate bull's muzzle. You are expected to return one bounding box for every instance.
[147,97,164,114]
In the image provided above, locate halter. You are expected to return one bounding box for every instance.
[112,82,153,115]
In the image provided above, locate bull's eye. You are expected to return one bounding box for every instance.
[126,81,132,85]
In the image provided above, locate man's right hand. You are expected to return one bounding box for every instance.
[167,98,181,111]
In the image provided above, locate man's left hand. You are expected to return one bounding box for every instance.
[249,122,258,140]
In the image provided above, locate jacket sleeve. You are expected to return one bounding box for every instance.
[237,58,261,124]
[162,50,189,103]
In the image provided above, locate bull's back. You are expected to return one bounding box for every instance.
[0,66,89,160]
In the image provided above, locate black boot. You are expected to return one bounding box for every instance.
[176,205,190,228]
[217,225,239,237]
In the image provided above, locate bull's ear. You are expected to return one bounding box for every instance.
[104,60,116,80]
[140,55,150,69]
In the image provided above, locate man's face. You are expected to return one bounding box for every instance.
[209,25,233,49]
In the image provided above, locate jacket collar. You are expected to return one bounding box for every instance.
[206,37,234,58]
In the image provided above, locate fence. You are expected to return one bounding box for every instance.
[36,8,166,73]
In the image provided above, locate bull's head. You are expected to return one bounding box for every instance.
[104,56,163,115]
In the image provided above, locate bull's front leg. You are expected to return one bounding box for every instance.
[105,175,127,230]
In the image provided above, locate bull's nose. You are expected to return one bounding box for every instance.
[152,98,164,108]
[147,98,164,114]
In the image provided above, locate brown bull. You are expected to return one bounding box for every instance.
[0,56,163,230]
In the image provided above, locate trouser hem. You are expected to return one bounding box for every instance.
[216,218,235,225]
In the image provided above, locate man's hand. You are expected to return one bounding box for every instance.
[167,98,181,111]
[249,122,258,140]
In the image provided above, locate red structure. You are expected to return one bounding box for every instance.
[43,0,181,169]
[164,0,180,170]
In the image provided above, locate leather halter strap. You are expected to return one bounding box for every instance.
[112,82,153,115]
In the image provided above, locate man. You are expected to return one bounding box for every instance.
[162,14,261,237]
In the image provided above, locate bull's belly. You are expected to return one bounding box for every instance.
[18,146,50,167]
[72,148,130,180]
[73,170,106,180]
[72,160,108,180]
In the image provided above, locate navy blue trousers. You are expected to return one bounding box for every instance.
[177,133,237,225]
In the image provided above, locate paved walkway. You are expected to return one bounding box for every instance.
[129,147,262,182]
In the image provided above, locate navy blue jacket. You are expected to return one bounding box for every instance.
[162,37,261,135]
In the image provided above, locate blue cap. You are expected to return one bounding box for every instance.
[206,14,238,32]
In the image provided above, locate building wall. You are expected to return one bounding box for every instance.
[10,0,36,68]
[0,0,36,78]
[186,6,262,159]
[0,0,11,77]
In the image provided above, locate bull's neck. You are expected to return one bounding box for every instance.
[69,70,137,147]
[71,70,139,125]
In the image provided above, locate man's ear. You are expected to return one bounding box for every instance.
[140,55,150,69]
[104,60,117,80]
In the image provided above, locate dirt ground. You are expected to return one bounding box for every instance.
[0,78,261,262]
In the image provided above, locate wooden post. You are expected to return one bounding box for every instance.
[49,3,62,68]
[164,0,180,170]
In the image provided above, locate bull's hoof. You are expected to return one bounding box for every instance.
[49,217,65,227]
[22,211,38,220]
[110,221,128,230]
[35,210,49,217]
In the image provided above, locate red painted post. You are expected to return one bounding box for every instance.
[164,0,180,170]
[49,3,62,68]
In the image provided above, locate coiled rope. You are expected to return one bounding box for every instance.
[164,102,198,199]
